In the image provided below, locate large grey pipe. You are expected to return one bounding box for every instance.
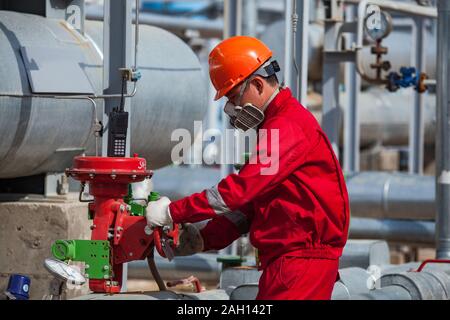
[349,217,435,245]
[436,0,450,259]
[152,166,438,245]
[86,5,223,39]
[153,166,437,222]
[346,171,435,221]
[0,12,207,178]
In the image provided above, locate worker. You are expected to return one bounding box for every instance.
[146,36,350,300]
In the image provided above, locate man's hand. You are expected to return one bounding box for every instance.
[146,196,173,227]
[174,223,204,256]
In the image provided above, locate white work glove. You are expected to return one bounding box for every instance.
[174,223,205,256]
[146,196,173,227]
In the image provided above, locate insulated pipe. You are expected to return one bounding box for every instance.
[331,267,414,300]
[346,172,435,221]
[153,167,438,222]
[349,217,435,245]
[0,12,207,178]
[380,270,450,300]
[86,5,223,38]
[86,5,266,39]
[436,0,450,259]
[351,286,412,300]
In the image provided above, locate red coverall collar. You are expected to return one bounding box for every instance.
[262,86,293,121]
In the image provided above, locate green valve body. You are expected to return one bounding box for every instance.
[51,240,111,280]
[52,187,162,282]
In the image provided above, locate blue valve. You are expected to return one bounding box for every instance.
[386,67,427,93]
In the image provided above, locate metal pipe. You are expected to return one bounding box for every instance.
[0,88,137,100]
[86,5,225,38]
[321,0,344,157]
[343,5,360,172]
[222,0,240,180]
[221,0,241,256]
[242,0,257,37]
[436,0,450,259]
[409,17,426,175]
[284,0,310,102]
[294,0,309,104]
[283,0,294,88]
[351,286,412,300]
[0,93,100,155]
[153,167,437,221]
[0,13,207,177]
[349,217,435,245]
[134,0,140,71]
[346,171,435,221]
[3,1,143,102]
[0,3,141,102]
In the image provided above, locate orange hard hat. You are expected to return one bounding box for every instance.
[208,36,273,101]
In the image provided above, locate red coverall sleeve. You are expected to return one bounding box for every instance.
[200,203,255,251]
[169,116,311,225]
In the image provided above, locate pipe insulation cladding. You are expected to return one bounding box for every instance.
[0,11,207,178]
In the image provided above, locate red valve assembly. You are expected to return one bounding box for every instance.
[65,155,178,293]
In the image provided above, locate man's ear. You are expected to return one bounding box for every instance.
[251,77,265,95]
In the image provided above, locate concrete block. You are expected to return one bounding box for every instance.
[0,199,91,299]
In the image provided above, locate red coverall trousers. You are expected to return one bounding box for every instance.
[169,87,350,300]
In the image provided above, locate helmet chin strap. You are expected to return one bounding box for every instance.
[261,86,281,113]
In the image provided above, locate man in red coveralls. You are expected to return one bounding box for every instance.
[146,36,350,300]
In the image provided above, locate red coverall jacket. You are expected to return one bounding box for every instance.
[169,87,350,300]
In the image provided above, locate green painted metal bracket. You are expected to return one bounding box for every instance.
[51,240,111,280]
[124,186,160,217]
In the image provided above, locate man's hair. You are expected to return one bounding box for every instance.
[264,74,279,87]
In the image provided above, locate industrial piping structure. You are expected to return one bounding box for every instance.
[1,0,450,300]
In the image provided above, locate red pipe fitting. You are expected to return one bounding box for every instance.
[415,259,450,272]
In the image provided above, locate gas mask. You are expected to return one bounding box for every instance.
[223,59,281,131]
[224,78,280,131]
